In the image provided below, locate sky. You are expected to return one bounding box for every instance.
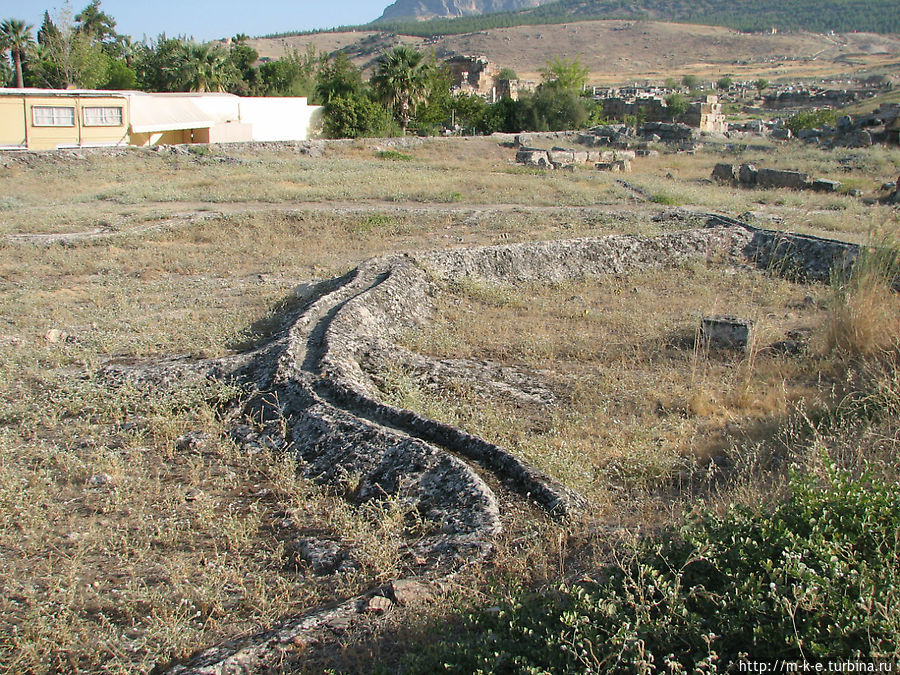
[0,0,392,43]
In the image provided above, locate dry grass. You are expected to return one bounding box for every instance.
[825,235,900,357]
[381,263,830,512]
[251,20,900,84]
[0,136,896,673]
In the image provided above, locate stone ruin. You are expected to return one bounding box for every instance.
[445,55,519,103]
[728,103,900,148]
[601,94,727,134]
[515,144,637,171]
[117,216,864,674]
[712,163,842,193]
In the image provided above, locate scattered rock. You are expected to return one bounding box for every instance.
[756,168,809,190]
[595,159,631,172]
[364,595,394,615]
[812,179,841,193]
[184,487,204,502]
[738,163,758,185]
[700,316,754,351]
[44,328,69,344]
[388,579,434,606]
[711,163,738,183]
[175,432,208,452]
[87,473,113,487]
[290,537,359,575]
[770,128,793,141]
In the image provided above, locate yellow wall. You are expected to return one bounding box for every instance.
[79,97,130,147]
[0,98,26,147]
[1,95,130,150]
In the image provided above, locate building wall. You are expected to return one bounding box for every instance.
[0,98,25,148]
[238,97,322,142]
[2,91,320,150]
[22,95,129,150]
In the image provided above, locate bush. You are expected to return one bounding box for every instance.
[322,95,397,138]
[784,109,838,134]
[409,466,900,672]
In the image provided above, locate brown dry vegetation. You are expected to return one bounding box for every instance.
[381,265,830,506]
[250,21,900,83]
[0,135,898,673]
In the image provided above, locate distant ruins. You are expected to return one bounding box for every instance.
[444,55,524,102]
[602,94,727,134]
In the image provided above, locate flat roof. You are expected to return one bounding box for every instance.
[0,88,240,99]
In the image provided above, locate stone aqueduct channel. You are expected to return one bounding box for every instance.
[103,217,858,674]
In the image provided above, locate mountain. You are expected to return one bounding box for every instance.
[372,0,900,36]
[377,0,558,22]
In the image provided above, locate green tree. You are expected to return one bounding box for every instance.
[681,74,699,90]
[414,59,454,135]
[257,46,321,97]
[134,34,186,92]
[526,85,591,131]
[75,0,116,46]
[226,35,258,95]
[754,78,769,95]
[103,57,135,89]
[496,66,518,81]
[316,51,363,104]
[0,19,35,88]
[540,55,589,91]
[371,45,431,135]
[178,42,234,92]
[717,76,733,90]
[37,10,59,48]
[322,94,395,138]
[32,5,109,88]
[665,92,688,121]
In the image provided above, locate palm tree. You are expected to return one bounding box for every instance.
[0,19,35,88]
[371,45,431,135]
[179,42,230,92]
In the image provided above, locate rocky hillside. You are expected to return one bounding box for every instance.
[377,0,557,22]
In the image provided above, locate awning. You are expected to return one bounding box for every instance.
[128,95,216,133]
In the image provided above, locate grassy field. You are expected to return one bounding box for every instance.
[0,135,898,673]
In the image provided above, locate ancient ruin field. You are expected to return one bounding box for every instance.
[1,135,899,673]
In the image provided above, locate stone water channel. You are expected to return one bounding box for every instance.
[104,217,857,673]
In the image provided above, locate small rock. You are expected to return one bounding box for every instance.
[44,329,68,344]
[325,615,353,634]
[88,473,113,487]
[700,315,754,351]
[388,579,433,606]
[365,595,394,615]
[184,487,203,502]
[175,432,207,452]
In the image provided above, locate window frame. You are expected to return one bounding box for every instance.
[32,105,76,128]
[82,106,124,128]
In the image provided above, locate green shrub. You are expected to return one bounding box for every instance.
[785,109,838,135]
[408,466,900,673]
[376,150,413,161]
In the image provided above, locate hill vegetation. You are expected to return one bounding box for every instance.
[268,0,900,39]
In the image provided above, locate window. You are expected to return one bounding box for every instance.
[83,106,123,127]
[32,106,75,127]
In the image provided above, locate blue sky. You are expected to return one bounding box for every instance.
[0,1,391,42]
